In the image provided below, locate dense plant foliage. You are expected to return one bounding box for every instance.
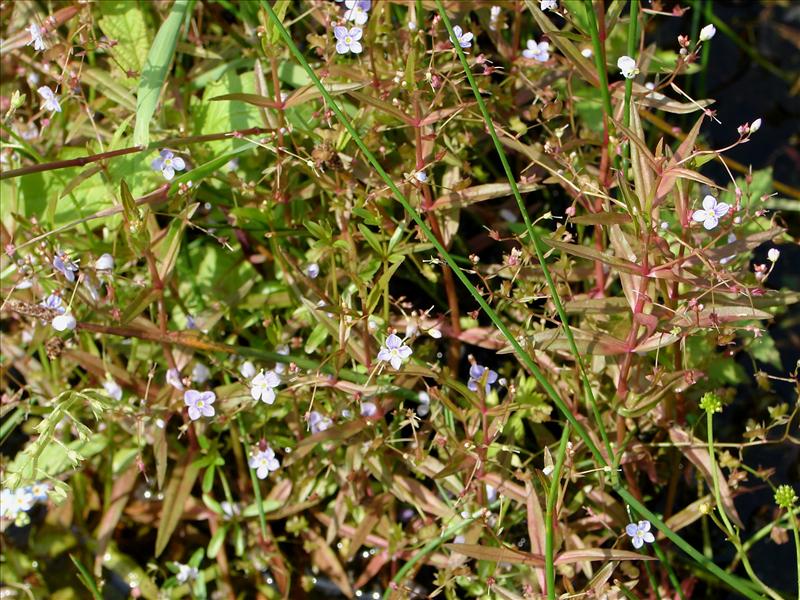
[1,1,798,599]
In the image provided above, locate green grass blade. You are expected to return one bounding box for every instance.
[133,0,190,147]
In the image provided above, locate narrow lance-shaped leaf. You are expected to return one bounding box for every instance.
[133,0,190,147]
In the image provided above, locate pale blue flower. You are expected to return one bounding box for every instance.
[249,446,280,479]
[251,369,280,404]
[309,410,333,434]
[377,334,412,370]
[41,294,65,315]
[151,149,185,180]
[27,23,45,51]
[468,364,498,393]
[523,39,550,62]
[184,389,215,421]
[175,563,198,584]
[28,481,51,502]
[692,195,729,230]
[344,0,371,25]
[334,26,363,54]
[52,250,78,282]
[625,520,655,549]
[37,86,61,113]
[360,401,378,417]
[451,25,473,49]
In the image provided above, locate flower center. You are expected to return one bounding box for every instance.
[197,400,204,408]
[164,158,172,166]
[345,36,352,43]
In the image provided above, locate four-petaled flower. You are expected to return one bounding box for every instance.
[53,250,79,282]
[251,369,280,404]
[334,26,363,55]
[184,389,216,421]
[377,333,413,370]
[151,150,186,180]
[28,481,51,502]
[37,86,61,113]
[309,410,333,434]
[625,520,655,549]
[95,253,114,271]
[41,294,65,315]
[540,0,558,10]
[617,56,638,79]
[451,25,474,49]
[27,23,45,51]
[692,195,729,230]
[249,446,280,479]
[523,39,550,62]
[344,0,371,25]
[468,364,498,394]
[1,487,34,520]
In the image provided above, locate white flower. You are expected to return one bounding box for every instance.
[376,333,413,370]
[417,391,431,417]
[184,389,216,421]
[95,253,114,271]
[192,362,210,384]
[166,368,184,390]
[52,312,76,331]
[249,446,280,479]
[408,20,417,31]
[103,377,123,401]
[750,118,762,133]
[175,563,198,584]
[1,488,34,520]
[306,263,320,278]
[239,360,257,379]
[581,48,593,58]
[250,370,280,404]
[699,24,716,42]
[625,520,655,549]
[767,248,780,262]
[27,23,45,51]
[414,171,428,183]
[523,39,550,62]
[617,55,638,79]
[37,86,61,113]
[344,0,371,26]
[692,195,730,230]
[540,0,558,10]
[451,25,474,49]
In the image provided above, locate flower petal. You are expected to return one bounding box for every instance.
[350,40,363,54]
[188,406,200,421]
[625,523,638,537]
[643,531,655,543]
[703,214,719,230]
[702,195,717,211]
[692,209,708,223]
[713,201,730,218]
[390,356,402,370]
[350,27,363,40]
[334,26,348,40]
[171,157,185,171]
[632,535,644,549]
[162,165,175,180]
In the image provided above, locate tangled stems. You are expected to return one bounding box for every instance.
[260,4,771,599]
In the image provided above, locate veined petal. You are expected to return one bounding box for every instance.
[350,40,363,54]
[638,520,651,532]
[397,345,412,359]
[702,195,717,211]
[350,27,363,40]
[642,531,655,543]
[171,156,185,171]
[625,523,638,537]
[692,209,708,223]
[390,356,402,370]
[713,201,730,218]
[334,26,348,40]
[377,348,391,362]
[702,214,719,230]
[632,535,644,549]
[188,406,200,421]
[162,165,175,180]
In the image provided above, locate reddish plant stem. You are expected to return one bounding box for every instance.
[0,126,272,180]
[413,91,461,371]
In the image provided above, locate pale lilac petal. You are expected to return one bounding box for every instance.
[713,201,730,218]
[201,404,215,417]
[385,333,402,349]
[336,41,349,54]
[188,406,201,421]
[469,364,484,379]
[350,27,363,41]
[390,356,402,370]
[453,26,463,38]
[257,464,269,479]
[171,157,185,171]
[267,457,280,471]
[625,523,638,537]
[522,49,535,59]
[184,389,200,405]
[692,209,708,223]
[702,214,719,230]
[397,345,412,359]
[334,26,348,41]
[467,380,478,392]
[377,348,391,362]
[632,535,644,549]
[638,520,651,532]
[162,165,175,180]
[350,40,362,54]
[642,531,655,543]
[152,157,164,170]
[160,149,173,159]
[261,388,276,405]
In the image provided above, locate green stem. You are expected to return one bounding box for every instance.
[789,509,800,600]
[434,0,614,464]
[584,1,614,126]
[622,0,638,179]
[237,414,267,540]
[545,425,571,600]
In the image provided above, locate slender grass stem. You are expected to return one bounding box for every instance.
[622,0,639,179]
[237,414,267,541]
[434,0,614,464]
[545,425,570,600]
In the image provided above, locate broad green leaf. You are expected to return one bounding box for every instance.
[98,1,153,84]
[133,0,190,147]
